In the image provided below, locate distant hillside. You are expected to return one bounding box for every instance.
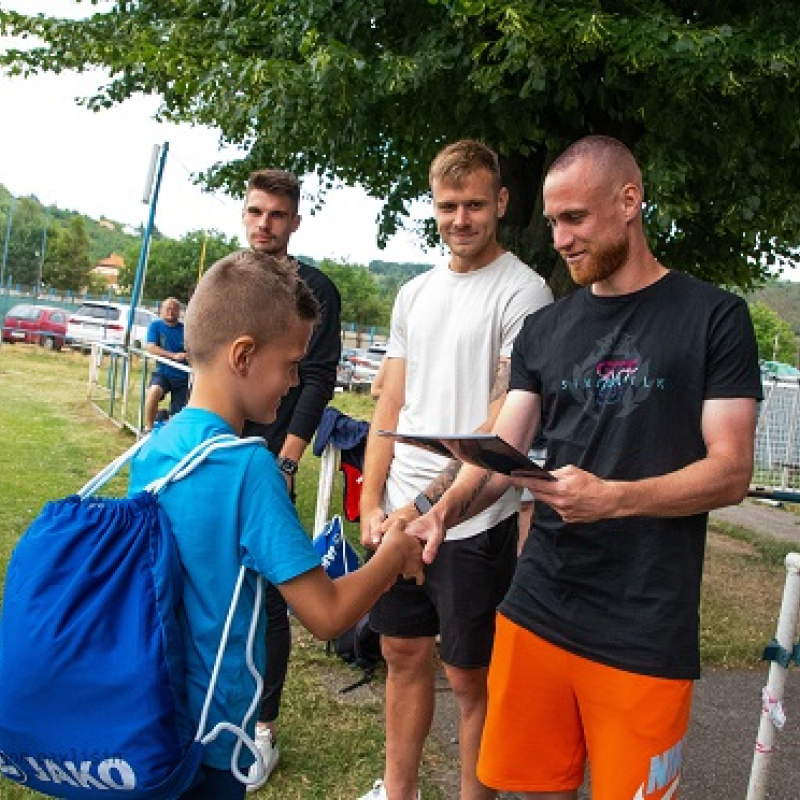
[297,254,434,294]
[1,183,434,292]
[747,280,800,335]
[0,183,148,267]
[55,209,143,264]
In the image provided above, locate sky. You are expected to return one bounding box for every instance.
[0,0,438,267]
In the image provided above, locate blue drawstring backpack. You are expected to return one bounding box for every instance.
[0,434,267,799]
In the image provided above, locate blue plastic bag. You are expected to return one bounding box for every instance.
[312,515,360,578]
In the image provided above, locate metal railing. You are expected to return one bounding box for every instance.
[86,342,192,435]
[752,379,800,495]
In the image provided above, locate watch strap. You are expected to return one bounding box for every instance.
[414,492,434,515]
[277,456,299,475]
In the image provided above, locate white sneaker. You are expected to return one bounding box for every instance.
[358,779,420,799]
[246,727,280,792]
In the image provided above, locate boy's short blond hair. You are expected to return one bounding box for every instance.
[185,250,318,365]
[428,139,503,194]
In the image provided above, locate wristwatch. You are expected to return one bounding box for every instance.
[414,492,434,515]
[277,456,299,476]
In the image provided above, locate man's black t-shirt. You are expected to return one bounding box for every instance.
[503,270,762,679]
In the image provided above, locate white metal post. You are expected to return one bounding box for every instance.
[313,444,340,536]
[746,551,800,800]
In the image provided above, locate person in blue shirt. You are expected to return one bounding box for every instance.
[144,297,190,431]
[129,250,424,800]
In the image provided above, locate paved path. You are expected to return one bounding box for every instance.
[424,500,800,799]
[711,500,800,547]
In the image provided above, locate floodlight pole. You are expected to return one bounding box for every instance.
[35,206,51,299]
[1,196,16,314]
[126,142,169,349]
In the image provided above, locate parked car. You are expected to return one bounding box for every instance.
[336,356,355,388]
[346,346,386,385]
[67,302,157,350]
[1,303,69,350]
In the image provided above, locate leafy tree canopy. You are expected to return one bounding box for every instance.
[43,215,93,292]
[3,1,800,292]
[119,229,240,302]
[0,196,49,287]
[318,259,390,328]
[746,280,800,337]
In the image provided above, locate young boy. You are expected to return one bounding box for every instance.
[128,250,424,800]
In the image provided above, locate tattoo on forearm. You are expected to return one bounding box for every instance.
[490,360,511,403]
[427,460,462,503]
[454,470,492,523]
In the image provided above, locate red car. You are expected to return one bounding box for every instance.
[2,303,69,350]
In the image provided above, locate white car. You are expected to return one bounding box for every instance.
[67,301,157,350]
[347,346,385,385]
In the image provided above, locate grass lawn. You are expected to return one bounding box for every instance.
[0,343,796,798]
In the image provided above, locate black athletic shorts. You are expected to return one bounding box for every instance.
[370,514,518,669]
[149,373,190,415]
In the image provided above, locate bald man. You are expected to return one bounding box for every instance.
[407,136,762,799]
[144,297,189,431]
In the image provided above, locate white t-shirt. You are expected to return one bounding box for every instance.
[384,251,553,540]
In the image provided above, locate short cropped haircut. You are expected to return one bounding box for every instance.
[428,139,503,194]
[548,135,642,192]
[245,169,301,214]
[185,250,318,366]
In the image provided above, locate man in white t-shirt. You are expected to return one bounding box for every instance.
[358,139,553,800]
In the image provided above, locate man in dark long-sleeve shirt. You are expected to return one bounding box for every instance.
[240,169,341,790]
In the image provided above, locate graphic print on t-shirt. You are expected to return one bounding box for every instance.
[565,329,664,419]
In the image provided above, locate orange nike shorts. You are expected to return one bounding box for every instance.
[478,614,693,799]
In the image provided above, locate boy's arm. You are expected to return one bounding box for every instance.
[279,520,423,641]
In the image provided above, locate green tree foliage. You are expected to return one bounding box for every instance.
[118,229,240,302]
[0,196,48,286]
[369,259,434,301]
[3,2,800,294]
[43,215,93,291]
[0,184,142,288]
[318,259,390,328]
[749,301,797,364]
[747,280,800,336]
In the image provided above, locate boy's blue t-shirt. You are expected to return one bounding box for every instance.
[128,408,320,770]
[146,318,187,381]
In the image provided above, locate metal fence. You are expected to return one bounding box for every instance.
[0,284,162,317]
[752,379,800,495]
[85,342,192,436]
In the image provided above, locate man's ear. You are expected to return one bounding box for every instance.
[496,187,509,220]
[291,213,302,234]
[620,182,642,222]
[230,336,256,376]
